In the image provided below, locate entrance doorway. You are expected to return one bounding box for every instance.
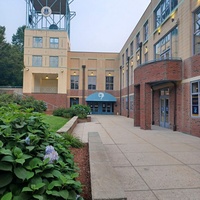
[88,102,114,114]
[160,88,169,128]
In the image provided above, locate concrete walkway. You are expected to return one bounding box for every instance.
[73,115,200,200]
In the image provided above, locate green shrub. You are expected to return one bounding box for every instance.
[0,94,47,113]
[70,105,91,119]
[0,104,83,200]
[62,133,84,148]
[52,108,68,117]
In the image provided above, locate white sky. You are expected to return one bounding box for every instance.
[0,0,150,52]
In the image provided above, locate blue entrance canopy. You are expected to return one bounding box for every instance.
[86,92,116,102]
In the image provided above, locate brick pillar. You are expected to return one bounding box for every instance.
[140,83,151,130]
[134,85,140,126]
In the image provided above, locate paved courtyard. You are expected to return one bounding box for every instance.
[73,115,200,200]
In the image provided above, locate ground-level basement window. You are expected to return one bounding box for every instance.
[191,81,200,117]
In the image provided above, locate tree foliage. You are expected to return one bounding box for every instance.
[0,25,24,86]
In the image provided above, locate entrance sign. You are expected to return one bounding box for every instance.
[98,92,104,100]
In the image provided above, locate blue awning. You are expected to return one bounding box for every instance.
[86,92,117,102]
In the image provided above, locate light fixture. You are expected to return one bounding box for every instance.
[145,46,148,53]
[26,68,29,71]
[56,76,58,80]
[137,54,140,61]
[158,27,161,35]
[73,71,76,75]
[108,72,111,76]
[131,60,134,66]
[60,69,64,73]
[45,75,49,79]
[91,71,94,76]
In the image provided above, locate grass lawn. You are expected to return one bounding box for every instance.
[42,115,69,132]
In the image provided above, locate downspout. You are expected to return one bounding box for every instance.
[151,86,155,125]
[172,81,177,131]
[127,57,130,118]
[120,66,122,115]
[82,65,86,105]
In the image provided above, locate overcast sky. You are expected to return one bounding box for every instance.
[0,0,150,52]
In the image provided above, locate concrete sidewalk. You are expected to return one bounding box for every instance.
[73,115,200,200]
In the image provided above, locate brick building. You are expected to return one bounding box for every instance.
[23,0,200,136]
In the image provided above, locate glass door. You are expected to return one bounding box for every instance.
[160,97,169,128]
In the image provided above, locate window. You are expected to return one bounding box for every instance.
[71,75,79,89]
[144,52,148,62]
[130,41,133,56]
[50,37,59,48]
[122,54,124,66]
[33,37,43,48]
[70,98,79,107]
[88,76,96,90]
[155,0,178,29]
[105,76,114,90]
[130,95,134,111]
[154,26,178,59]
[126,48,129,62]
[144,21,149,41]
[191,81,200,117]
[136,32,140,50]
[32,56,42,67]
[49,56,58,67]
[194,8,200,54]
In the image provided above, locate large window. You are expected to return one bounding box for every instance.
[136,32,140,50]
[50,37,59,48]
[105,76,114,90]
[154,26,178,59]
[88,76,96,90]
[49,56,58,67]
[71,75,79,89]
[32,56,42,67]
[126,48,129,62]
[122,54,124,66]
[194,8,200,54]
[33,37,43,48]
[191,81,200,117]
[155,0,178,29]
[144,21,149,41]
[130,41,133,56]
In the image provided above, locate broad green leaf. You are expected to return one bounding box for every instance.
[14,167,27,180]
[13,193,30,200]
[68,190,77,200]
[46,190,60,197]
[30,176,42,184]
[15,158,25,165]
[0,162,12,171]
[51,169,62,178]
[26,171,34,180]
[1,192,12,200]
[47,181,62,190]
[29,158,42,169]
[1,155,14,162]
[33,194,43,200]
[22,187,33,192]
[0,149,12,155]
[59,190,69,199]
[26,146,35,152]
[0,173,13,188]
[35,183,46,190]
[42,172,54,178]
[0,140,3,148]
[13,147,23,158]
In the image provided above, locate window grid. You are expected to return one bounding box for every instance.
[32,55,42,67]
[49,56,59,67]
[105,76,114,90]
[191,81,200,117]
[144,21,149,41]
[155,0,178,29]
[194,8,200,54]
[88,76,96,90]
[136,32,140,50]
[130,41,134,56]
[71,75,79,89]
[33,37,43,48]
[50,37,59,48]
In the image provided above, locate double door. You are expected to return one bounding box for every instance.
[88,102,114,114]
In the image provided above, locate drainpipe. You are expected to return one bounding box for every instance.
[139,42,143,65]
[172,81,177,131]
[151,86,155,125]
[82,65,86,105]
[127,57,130,118]
[120,66,122,115]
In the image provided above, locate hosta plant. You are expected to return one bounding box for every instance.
[0,104,83,200]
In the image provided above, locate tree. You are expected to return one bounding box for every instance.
[0,25,24,86]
